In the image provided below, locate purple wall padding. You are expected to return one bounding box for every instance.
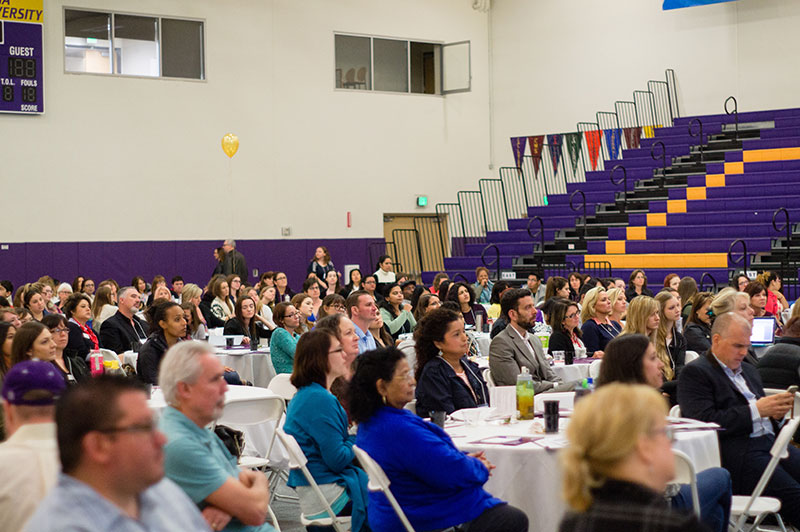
[0,237,384,292]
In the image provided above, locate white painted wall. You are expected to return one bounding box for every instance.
[4,0,490,242]
[489,0,800,166]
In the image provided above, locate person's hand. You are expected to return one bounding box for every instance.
[241,336,250,346]
[592,351,604,359]
[201,506,232,531]
[223,366,235,373]
[756,392,793,419]
[469,451,496,475]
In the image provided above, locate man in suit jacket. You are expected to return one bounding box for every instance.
[99,287,149,354]
[221,239,248,284]
[678,312,800,525]
[489,288,573,392]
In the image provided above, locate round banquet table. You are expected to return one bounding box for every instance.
[445,412,720,532]
[214,346,276,388]
[471,355,592,383]
[149,385,288,468]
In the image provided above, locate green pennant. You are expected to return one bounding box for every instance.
[565,133,583,172]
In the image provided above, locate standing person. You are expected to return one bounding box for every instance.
[626,269,653,302]
[271,302,301,374]
[307,246,336,284]
[41,314,91,384]
[472,267,494,304]
[373,255,396,294]
[64,293,99,362]
[378,283,416,341]
[137,301,186,385]
[446,282,488,328]
[221,239,248,284]
[559,383,708,532]
[99,286,149,354]
[346,290,378,354]
[212,246,226,276]
[684,292,714,353]
[341,268,362,298]
[274,272,295,303]
[0,361,65,532]
[580,287,619,358]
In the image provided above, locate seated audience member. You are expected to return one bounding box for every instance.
[597,334,731,532]
[315,314,360,381]
[255,271,274,292]
[317,293,346,320]
[257,286,277,329]
[158,343,274,532]
[732,273,749,292]
[606,287,627,325]
[369,312,394,349]
[527,272,546,306]
[625,269,653,302]
[274,271,295,303]
[489,289,569,391]
[99,286,149,354]
[346,290,378,354]
[63,293,99,361]
[1,320,16,373]
[56,283,73,313]
[341,268,362,298]
[544,276,570,303]
[746,281,781,329]
[199,276,226,329]
[567,272,584,303]
[446,281,488,328]
[138,301,186,385]
[271,302,301,374]
[486,280,511,321]
[378,283,416,341]
[150,284,173,307]
[40,282,58,315]
[323,270,343,299]
[488,290,548,339]
[415,309,489,415]
[16,307,33,325]
[283,330,369,531]
[0,279,13,301]
[0,361,65,532]
[663,273,680,291]
[655,291,687,403]
[758,271,789,316]
[559,383,708,532]
[709,287,758,365]
[223,296,263,346]
[170,276,184,302]
[11,321,56,366]
[436,279,452,302]
[291,293,315,334]
[580,286,619,357]
[1,307,22,329]
[413,292,442,323]
[73,277,86,295]
[758,316,800,389]
[90,285,117,333]
[24,284,48,322]
[620,295,659,343]
[678,276,698,324]
[684,292,714,354]
[131,276,148,297]
[146,275,167,308]
[42,314,90,384]
[351,349,529,532]
[181,283,209,337]
[400,280,418,308]
[302,278,324,319]
[181,302,208,341]
[25,375,209,532]
[361,274,381,302]
[549,300,588,360]
[678,312,800,526]
[210,278,234,322]
[472,267,494,304]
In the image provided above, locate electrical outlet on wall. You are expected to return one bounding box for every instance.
[0,245,7,250]
[281,227,291,236]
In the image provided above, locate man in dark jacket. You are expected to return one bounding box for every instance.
[99,287,149,353]
[221,239,248,284]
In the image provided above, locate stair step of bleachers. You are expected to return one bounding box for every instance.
[586,238,772,255]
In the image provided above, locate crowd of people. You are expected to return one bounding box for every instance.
[3,238,800,531]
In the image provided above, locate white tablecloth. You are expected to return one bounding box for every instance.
[148,385,288,468]
[445,413,720,532]
[215,347,276,388]
[551,361,592,382]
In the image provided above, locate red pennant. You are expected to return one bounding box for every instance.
[584,130,602,171]
[528,135,544,175]
[623,127,641,149]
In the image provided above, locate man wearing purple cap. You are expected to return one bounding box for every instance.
[0,360,65,531]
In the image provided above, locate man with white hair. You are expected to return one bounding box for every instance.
[221,239,249,284]
[158,341,274,532]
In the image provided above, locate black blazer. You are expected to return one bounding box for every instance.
[757,337,800,389]
[415,356,488,416]
[66,321,95,361]
[678,350,777,483]
[137,333,170,385]
[684,322,712,354]
[548,329,578,360]
[98,311,149,354]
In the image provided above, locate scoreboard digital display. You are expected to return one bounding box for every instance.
[0,0,44,114]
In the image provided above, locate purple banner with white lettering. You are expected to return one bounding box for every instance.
[546,134,562,176]
[510,137,527,169]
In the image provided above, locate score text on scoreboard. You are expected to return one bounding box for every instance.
[0,0,44,114]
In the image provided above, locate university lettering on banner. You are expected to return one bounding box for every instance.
[564,133,582,173]
[604,129,622,160]
[546,134,562,175]
[510,137,527,169]
[528,135,544,176]
[623,127,641,149]
[584,130,602,171]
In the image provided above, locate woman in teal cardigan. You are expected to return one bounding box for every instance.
[270,302,301,374]
[283,329,369,531]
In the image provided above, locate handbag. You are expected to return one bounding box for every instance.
[213,425,245,459]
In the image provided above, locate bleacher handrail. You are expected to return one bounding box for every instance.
[647,79,674,128]
[569,189,587,239]
[609,165,628,214]
[699,272,718,293]
[480,244,500,281]
[666,69,680,119]
[728,239,749,276]
[724,96,739,141]
[650,140,667,189]
[526,216,545,262]
[688,118,704,163]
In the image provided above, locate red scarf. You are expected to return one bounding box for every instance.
[71,318,99,349]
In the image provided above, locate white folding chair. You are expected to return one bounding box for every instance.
[268,373,297,401]
[212,394,285,531]
[672,450,700,517]
[482,368,496,389]
[730,416,800,532]
[684,350,699,364]
[668,404,681,418]
[589,359,602,380]
[403,399,417,415]
[275,429,352,532]
[353,445,415,532]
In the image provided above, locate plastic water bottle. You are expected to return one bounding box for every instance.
[574,377,594,402]
[516,367,535,420]
[89,350,104,377]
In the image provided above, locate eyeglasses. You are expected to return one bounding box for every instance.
[50,328,69,334]
[566,312,580,319]
[97,421,157,435]
[285,312,300,318]
[394,370,414,382]
[332,305,346,311]
[328,347,345,355]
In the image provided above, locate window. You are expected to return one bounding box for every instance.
[334,33,470,95]
[64,9,204,80]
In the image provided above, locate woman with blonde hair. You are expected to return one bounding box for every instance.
[709,287,759,366]
[90,285,117,332]
[606,287,627,324]
[559,383,707,532]
[654,291,686,404]
[620,295,659,343]
[580,286,619,358]
[290,293,314,335]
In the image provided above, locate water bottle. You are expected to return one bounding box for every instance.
[574,377,594,403]
[89,350,104,377]
[516,367,535,420]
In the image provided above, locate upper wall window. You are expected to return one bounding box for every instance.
[334,33,470,95]
[64,9,204,80]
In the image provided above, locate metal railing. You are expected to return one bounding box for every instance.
[666,68,680,120]
[648,78,674,128]
[609,165,628,214]
[688,119,704,162]
[478,178,509,233]
[727,239,750,277]
[724,96,739,141]
[634,90,659,136]
[699,272,718,293]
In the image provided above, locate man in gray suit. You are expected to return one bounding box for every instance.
[221,239,248,284]
[489,288,575,391]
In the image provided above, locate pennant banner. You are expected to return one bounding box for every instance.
[584,130,602,171]
[528,135,544,176]
[564,133,582,172]
[604,129,622,160]
[510,137,527,169]
[623,127,641,150]
[663,0,737,10]
[546,134,562,176]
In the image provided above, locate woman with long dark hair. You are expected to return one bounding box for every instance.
[445,282,487,328]
[378,283,416,341]
[138,301,186,384]
[223,296,262,346]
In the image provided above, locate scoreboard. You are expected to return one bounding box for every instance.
[0,0,43,114]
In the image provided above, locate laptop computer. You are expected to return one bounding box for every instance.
[750,317,775,346]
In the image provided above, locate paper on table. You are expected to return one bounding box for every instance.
[490,386,517,417]
[470,435,542,446]
[535,436,570,450]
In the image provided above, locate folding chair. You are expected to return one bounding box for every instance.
[672,450,700,517]
[589,359,602,380]
[275,428,352,532]
[730,416,800,532]
[268,373,297,402]
[668,405,681,418]
[403,400,417,415]
[482,368,496,389]
[353,445,415,532]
